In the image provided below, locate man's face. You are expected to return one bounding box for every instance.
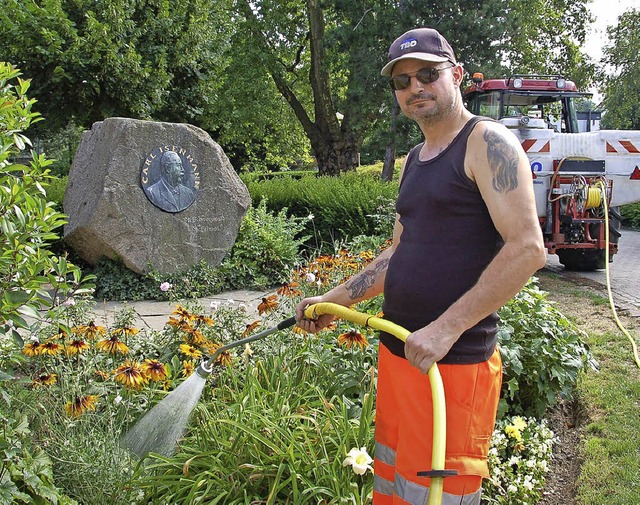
[391,59,458,124]
[163,154,184,186]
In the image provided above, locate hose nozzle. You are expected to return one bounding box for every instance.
[193,316,297,380]
[195,360,213,378]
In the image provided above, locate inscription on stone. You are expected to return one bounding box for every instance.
[141,146,200,213]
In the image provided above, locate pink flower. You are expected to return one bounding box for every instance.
[160,282,172,292]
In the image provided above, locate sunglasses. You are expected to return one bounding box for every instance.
[389,64,456,91]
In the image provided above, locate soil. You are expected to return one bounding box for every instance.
[537,400,583,505]
[534,270,639,505]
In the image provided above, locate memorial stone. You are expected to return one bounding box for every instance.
[63,117,251,275]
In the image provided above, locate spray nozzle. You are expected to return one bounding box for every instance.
[195,360,213,378]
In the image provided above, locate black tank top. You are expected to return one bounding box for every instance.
[380,116,500,364]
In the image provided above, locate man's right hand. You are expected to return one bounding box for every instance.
[295,296,337,334]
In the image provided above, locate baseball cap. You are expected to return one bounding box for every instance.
[381,28,457,76]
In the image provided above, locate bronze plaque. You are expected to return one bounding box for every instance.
[141,146,200,213]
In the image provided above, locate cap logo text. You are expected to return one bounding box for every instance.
[400,38,418,51]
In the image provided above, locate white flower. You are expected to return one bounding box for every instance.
[159,282,172,292]
[343,446,373,475]
[63,297,76,306]
[114,395,122,404]
[239,303,247,310]
[305,272,316,283]
[210,301,220,310]
[507,484,518,494]
[307,213,315,220]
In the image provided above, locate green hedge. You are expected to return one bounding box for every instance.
[243,172,399,251]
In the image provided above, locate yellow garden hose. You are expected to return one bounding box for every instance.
[595,181,640,368]
[304,302,448,505]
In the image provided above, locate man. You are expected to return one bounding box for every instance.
[145,151,196,212]
[295,27,546,504]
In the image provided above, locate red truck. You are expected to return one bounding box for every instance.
[464,73,640,270]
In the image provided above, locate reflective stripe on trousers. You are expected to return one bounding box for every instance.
[374,441,482,505]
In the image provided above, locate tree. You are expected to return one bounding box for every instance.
[495,0,595,89]
[0,0,232,129]
[231,0,516,175]
[0,0,313,173]
[600,8,640,130]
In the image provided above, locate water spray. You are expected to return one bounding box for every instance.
[121,316,296,458]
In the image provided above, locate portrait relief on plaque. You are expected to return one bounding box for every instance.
[140,146,200,213]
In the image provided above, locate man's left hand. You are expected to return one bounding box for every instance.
[404,322,458,374]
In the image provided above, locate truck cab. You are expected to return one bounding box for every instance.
[464,74,588,133]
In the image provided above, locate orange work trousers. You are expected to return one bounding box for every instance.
[373,344,502,505]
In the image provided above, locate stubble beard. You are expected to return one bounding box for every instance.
[406,90,457,126]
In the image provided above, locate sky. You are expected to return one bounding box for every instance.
[584,0,637,100]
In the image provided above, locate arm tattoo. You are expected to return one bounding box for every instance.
[344,258,390,300]
[484,130,519,193]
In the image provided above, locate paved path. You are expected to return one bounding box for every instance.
[92,289,272,331]
[544,228,640,316]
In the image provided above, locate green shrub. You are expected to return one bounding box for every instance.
[39,121,85,177]
[215,199,310,290]
[91,258,159,301]
[620,202,640,229]
[92,258,233,302]
[0,411,78,504]
[45,175,68,210]
[497,278,597,418]
[240,169,315,182]
[244,172,398,252]
[0,62,93,350]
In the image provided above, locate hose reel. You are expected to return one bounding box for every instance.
[571,175,603,214]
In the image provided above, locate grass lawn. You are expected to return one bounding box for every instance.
[536,271,640,505]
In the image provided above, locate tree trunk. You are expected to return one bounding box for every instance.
[381,98,401,181]
[382,144,396,181]
[313,133,360,176]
